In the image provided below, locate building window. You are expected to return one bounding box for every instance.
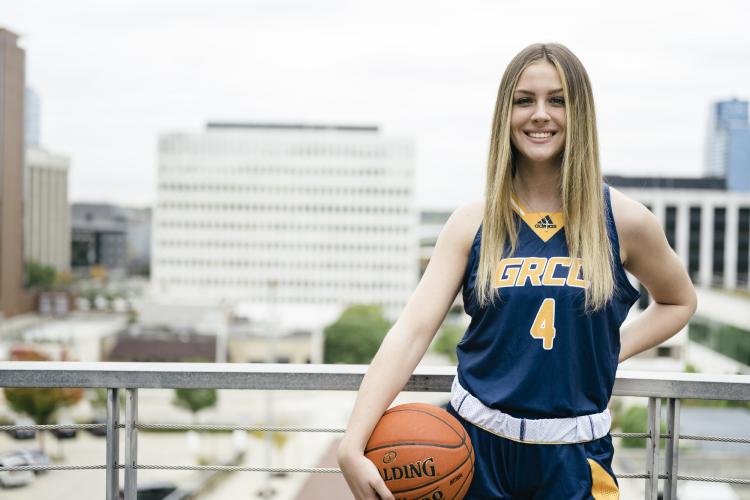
[738,208,750,287]
[665,206,677,250]
[688,206,701,282]
[712,207,726,285]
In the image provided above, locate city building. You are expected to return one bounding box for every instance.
[705,98,750,191]
[122,207,151,275]
[152,122,417,326]
[607,177,750,291]
[227,318,317,364]
[0,28,34,318]
[24,86,39,147]
[101,326,217,362]
[24,147,70,273]
[71,203,128,278]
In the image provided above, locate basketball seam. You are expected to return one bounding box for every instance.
[365,407,468,454]
[366,439,466,452]
[450,447,474,500]
[381,406,466,440]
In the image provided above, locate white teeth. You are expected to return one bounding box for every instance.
[528,132,553,138]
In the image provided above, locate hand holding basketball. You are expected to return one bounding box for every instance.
[338,448,395,500]
[364,403,474,500]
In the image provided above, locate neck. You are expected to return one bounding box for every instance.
[513,160,562,213]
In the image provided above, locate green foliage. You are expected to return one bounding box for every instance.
[619,405,666,448]
[4,387,83,425]
[619,406,648,448]
[173,389,218,417]
[689,317,750,366]
[88,388,125,412]
[24,261,56,290]
[4,349,84,435]
[684,363,699,374]
[431,324,465,363]
[323,304,391,364]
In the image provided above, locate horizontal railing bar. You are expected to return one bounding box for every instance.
[3,426,746,442]
[0,464,746,484]
[0,465,108,471]
[137,423,345,432]
[135,464,341,473]
[1,363,748,400]
[4,424,745,442]
[676,475,750,485]
[0,423,108,431]
[611,432,750,444]
[680,434,750,444]
[611,432,650,438]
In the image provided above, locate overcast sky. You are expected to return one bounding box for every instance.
[3,0,750,210]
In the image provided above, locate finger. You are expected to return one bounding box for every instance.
[371,480,395,500]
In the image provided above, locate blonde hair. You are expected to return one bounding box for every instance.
[476,42,614,311]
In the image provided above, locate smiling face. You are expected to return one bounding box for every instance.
[510,60,567,167]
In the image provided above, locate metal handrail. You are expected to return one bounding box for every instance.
[1,363,749,500]
[1,362,748,397]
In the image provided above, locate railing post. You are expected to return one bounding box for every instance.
[124,388,138,500]
[645,397,661,500]
[106,388,120,500]
[664,398,680,500]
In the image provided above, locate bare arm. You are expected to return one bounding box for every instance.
[337,201,481,499]
[610,189,697,362]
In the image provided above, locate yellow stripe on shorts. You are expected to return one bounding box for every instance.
[588,458,619,499]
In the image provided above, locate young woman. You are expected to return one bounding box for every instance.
[337,42,697,499]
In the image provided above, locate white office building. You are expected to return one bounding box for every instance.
[24,147,70,273]
[610,179,750,292]
[152,123,417,325]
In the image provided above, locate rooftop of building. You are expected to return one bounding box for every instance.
[605,175,727,190]
[206,122,379,132]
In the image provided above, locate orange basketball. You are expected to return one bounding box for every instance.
[365,402,474,500]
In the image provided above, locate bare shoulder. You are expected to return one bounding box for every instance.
[442,198,484,254]
[608,186,664,264]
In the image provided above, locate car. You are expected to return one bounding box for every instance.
[7,418,35,440]
[86,416,108,437]
[51,419,77,439]
[7,449,51,474]
[0,454,34,488]
[118,481,191,500]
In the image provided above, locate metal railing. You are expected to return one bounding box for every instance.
[0,362,749,500]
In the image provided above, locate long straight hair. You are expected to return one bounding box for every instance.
[476,42,614,311]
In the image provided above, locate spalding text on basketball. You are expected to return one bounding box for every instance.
[381,457,436,482]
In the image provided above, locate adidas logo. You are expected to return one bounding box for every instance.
[534,215,557,230]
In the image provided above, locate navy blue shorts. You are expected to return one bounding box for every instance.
[446,404,619,499]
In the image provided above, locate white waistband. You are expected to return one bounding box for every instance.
[450,375,611,444]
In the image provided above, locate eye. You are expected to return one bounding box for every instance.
[550,96,565,105]
[514,97,532,106]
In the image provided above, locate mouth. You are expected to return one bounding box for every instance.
[524,130,557,143]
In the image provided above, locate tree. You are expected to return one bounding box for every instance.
[4,350,83,451]
[431,324,465,363]
[618,405,666,448]
[323,304,391,364]
[172,389,218,422]
[24,261,56,290]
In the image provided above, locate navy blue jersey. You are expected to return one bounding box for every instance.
[456,184,639,419]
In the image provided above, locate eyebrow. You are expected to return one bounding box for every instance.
[514,88,564,95]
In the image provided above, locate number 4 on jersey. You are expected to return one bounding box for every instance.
[530,298,556,350]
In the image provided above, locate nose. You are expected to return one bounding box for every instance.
[531,101,551,122]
